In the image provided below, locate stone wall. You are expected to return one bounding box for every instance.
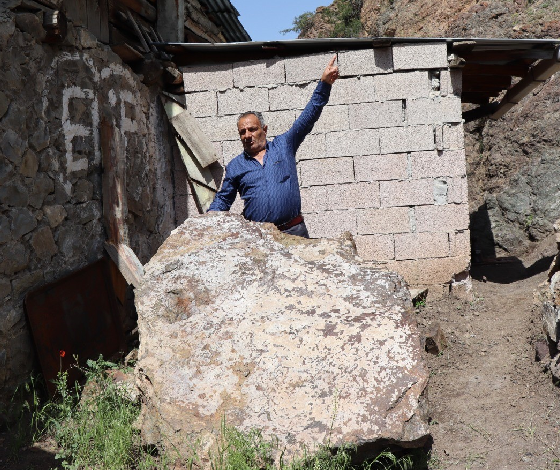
[0,10,179,409]
[181,45,470,287]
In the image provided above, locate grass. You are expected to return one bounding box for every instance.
[4,357,424,470]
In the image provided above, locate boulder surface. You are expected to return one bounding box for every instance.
[135,213,429,463]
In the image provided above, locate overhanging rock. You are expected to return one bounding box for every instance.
[135,213,429,464]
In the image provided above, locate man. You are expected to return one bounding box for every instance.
[207,55,339,238]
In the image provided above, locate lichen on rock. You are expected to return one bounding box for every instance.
[135,212,429,464]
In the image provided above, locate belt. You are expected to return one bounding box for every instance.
[276,214,304,231]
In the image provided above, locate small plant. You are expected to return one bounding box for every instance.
[414,298,426,308]
[7,357,423,469]
[282,0,364,38]
[281,11,316,36]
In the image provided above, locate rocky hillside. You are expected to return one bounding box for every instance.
[300,0,560,260]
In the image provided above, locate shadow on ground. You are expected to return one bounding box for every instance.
[471,255,554,284]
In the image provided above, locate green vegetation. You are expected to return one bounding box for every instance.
[282,0,364,38]
[5,357,425,469]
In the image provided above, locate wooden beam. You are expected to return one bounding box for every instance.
[462,48,555,63]
[104,242,144,288]
[113,0,156,22]
[111,42,144,62]
[157,0,185,42]
[101,117,128,245]
[163,103,220,169]
[490,47,560,120]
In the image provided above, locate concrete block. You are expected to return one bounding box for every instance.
[233,58,285,88]
[379,125,435,154]
[374,71,431,100]
[394,232,450,260]
[326,128,380,157]
[443,123,464,150]
[449,229,471,257]
[407,96,462,125]
[415,203,469,233]
[386,256,470,285]
[393,42,448,71]
[447,176,469,204]
[380,179,434,207]
[301,105,349,134]
[218,87,269,116]
[433,179,449,205]
[338,48,393,76]
[285,52,335,83]
[305,210,357,239]
[440,70,462,97]
[296,133,326,161]
[356,207,410,235]
[222,140,243,165]
[184,91,217,117]
[354,153,408,182]
[301,185,329,213]
[299,157,354,187]
[326,181,380,210]
[329,76,376,105]
[411,150,467,178]
[269,83,315,111]
[196,115,240,141]
[262,110,297,137]
[354,234,395,261]
[349,100,404,130]
[182,63,233,92]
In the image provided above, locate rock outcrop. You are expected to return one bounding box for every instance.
[135,213,429,465]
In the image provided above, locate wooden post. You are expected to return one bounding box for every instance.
[157,0,185,42]
[100,117,144,287]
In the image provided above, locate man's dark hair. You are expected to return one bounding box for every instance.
[238,111,266,127]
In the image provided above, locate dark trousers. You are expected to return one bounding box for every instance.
[281,221,309,238]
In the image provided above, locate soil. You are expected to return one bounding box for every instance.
[2,259,559,470]
[418,259,560,469]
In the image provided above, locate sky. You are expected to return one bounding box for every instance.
[232,0,329,42]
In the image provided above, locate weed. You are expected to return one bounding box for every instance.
[6,357,424,469]
[414,299,426,309]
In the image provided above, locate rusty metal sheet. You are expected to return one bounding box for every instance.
[25,257,126,396]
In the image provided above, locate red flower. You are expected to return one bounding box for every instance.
[59,350,66,358]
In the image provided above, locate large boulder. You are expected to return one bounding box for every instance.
[135,213,429,464]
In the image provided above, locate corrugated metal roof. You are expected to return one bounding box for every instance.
[158,37,560,119]
[198,0,251,42]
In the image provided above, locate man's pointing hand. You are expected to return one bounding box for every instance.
[321,55,339,85]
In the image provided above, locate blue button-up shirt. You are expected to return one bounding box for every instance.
[208,80,331,226]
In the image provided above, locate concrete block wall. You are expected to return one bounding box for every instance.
[182,45,470,287]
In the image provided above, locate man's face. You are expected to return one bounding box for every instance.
[238,114,267,156]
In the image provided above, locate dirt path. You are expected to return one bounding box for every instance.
[419,261,560,469]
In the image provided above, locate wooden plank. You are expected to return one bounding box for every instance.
[114,0,156,22]
[111,42,144,62]
[86,0,102,40]
[462,49,554,63]
[189,180,216,214]
[63,0,87,26]
[100,117,128,245]
[98,0,110,43]
[168,110,220,168]
[176,137,218,190]
[104,242,144,288]
[157,0,185,42]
